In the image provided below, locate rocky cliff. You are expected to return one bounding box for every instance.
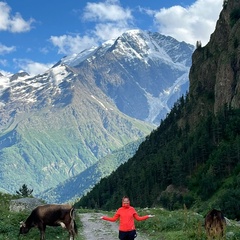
[189,0,240,122]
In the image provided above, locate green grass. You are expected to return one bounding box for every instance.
[0,193,83,240]
[97,207,240,240]
[135,208,206,240]
[134,207,240,240]
[1,193,240,240]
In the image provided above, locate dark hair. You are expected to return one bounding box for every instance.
[122,196,130,201]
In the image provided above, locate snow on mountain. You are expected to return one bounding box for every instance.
[61,46,98,67]
[0,65,73,106]
[61,39,116,67]
[0,75,11,95]
[0,72,29,95]
[0,29,194,127]
[61,29,194,124]
[114,29,173,65]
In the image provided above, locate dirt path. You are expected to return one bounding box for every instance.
[78,212,148,240]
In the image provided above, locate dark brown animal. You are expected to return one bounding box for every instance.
[204,209,226,239]
[19,204,77,240]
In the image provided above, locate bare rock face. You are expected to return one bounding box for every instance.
[9,197,44,212]
[213,1,240,113]
[189,0,240,119]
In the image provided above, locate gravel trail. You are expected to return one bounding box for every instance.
[78,212,149,240]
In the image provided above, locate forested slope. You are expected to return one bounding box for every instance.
[76,102,240,219]
[75,0,240,220]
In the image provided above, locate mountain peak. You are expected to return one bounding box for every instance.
[0,30,194,203]
[10,71,30,81]
[60,29,194,71]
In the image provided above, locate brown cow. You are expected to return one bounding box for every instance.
[19,204,77,240]
[204,209,226,239]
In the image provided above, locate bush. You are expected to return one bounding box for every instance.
[159,192,184,210]
[217,189,240,220]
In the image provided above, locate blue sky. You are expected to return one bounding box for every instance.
[0,0,222,76]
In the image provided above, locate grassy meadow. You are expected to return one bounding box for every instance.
[96,207,240,240]
[1,193,240,240]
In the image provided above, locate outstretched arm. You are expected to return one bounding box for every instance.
[133,213,155,221]
[101,213,120,222]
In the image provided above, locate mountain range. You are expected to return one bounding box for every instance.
[0,29,194,202]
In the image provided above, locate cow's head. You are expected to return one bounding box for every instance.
[19,221,30,234]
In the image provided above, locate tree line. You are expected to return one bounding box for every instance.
[75,97,240,220]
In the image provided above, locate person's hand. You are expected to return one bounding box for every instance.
[100,216,104,219]
[148,214,155,218]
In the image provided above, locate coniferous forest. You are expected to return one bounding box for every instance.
[75,1,240,221]
[75,95,240,220]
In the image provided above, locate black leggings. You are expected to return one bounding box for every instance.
[119,230,137,240]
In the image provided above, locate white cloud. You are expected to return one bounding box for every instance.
[50,35,97,55]
[153,0,222,45]
[83,0,133,41]
[49,0,223,58]
[0,2,34,33]
[50,0,134,55]
[13,59,54,76]
[94,22,130,41]
[0,43,16,55]
[83,0,132,22]
[0,59,7,66]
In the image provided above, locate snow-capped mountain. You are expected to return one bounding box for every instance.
[61,29,194,124]
[0,29,194,201]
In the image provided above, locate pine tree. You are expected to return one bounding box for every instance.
[16,184,33,197]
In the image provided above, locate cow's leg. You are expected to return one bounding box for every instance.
[206,228,212,240]
[66,222,75,240]
[39,224,46,240]
[67,227,75,240]
[68,228,74,240]
[221,222,226,239]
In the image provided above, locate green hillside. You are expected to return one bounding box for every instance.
[0,92,153,195]
[38,138,145,203]
[76,102,240,219]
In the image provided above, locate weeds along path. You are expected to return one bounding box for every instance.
[78,212,149,240]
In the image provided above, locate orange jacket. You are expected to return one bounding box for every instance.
[102,206,149,231]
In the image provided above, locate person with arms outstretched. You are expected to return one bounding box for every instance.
[101,196,154,240]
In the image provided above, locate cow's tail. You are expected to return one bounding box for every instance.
[73,219,78,235]
[70,207,78,236]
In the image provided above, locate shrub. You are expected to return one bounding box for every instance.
[217,189,240,220]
